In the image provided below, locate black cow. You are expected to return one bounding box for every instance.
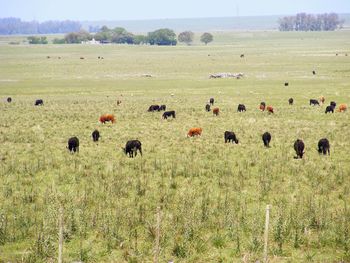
[123,140,142,158]
[209,98,214,105]
[240,54,244,58]
[35,99,44,106]
[312,70,316,75]
[148,105,160,112]
[67,137,79,153]
[158,105,166,111]
[205,104,211,112]
[237,104,246,112]
[294,139,305,159]
[163,110,176,119]
[284,82,289,86]
[289,98,293,105]
[310,99,319,106]
[325,105,334,114]
[224,131,239,144]
[92,130,100,142]
[330,101,336,108]
[318,138,330,155]
[7,97,12,103]
[262,132,271,147]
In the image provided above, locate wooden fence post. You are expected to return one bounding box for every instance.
[154,206,161,263]
[263,205,271,263]
[58,206,64,263]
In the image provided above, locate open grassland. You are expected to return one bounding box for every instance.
[0,31,350,262]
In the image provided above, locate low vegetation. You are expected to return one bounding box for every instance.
[0,30,349,262]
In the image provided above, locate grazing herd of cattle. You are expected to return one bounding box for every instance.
[4,92,346,159]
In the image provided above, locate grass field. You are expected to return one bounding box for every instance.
[0,30,350,262]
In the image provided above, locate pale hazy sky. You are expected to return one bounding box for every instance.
[1,0,349,21]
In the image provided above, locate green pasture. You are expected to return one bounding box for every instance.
[0,31,349,262]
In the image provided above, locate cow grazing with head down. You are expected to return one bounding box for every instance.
[163,110,176,119]
[294,139,305,159]
[67,137,79,153]
[237,104,246,112]
[284,82,289,86]
[262,132,271,147]
[289,98,294,105]
[148,105,160,112]
[205,104,211,112]
[259,102,266,111]
[312,70,316,75]
[99,114,115,124]
[158,105,166,111]
[338,104,347,112]
[92,130,100,142]
[123,140,142,158]
[224,131,239,144]
[209,98,214,105]
[213,107,219,116]
[187,128,202,137]
[318,138,330,155]
[35,99,44,106]
[310,99,319,106]
[325,105,334,114]
[7,97,12,103]
[267,106,274,114]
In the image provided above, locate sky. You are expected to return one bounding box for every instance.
[1,0,350,21]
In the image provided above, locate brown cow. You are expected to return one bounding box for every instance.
[267,106,274,113]
[99,114,115,124]
[319,96,325,104]
[338,104,347,112]
[213,107,219,116]
[187,128,202,137]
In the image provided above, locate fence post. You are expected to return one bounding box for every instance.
[58,206,64,263]
[154,206,161,263]
[263,205,271,263]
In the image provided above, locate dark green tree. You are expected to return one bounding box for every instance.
[200,33,213,45]
[147,28,177,46]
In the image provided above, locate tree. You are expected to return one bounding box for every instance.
[53,38,66,44]
[133,35,147,45]
[178,31,194,45]
[0,18,81,35]
[278,13,343,31]
[110,27,134,44]
[64,30,91,43]
[200,33,213,45]
[27,36,48,44]
[94,26,134,44]
[147,28,177,46]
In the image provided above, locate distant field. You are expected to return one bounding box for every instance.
[81,13,350,32]
[0,31,350,262]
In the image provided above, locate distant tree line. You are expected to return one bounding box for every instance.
[278,13,343,31]
[0,17,81,34]
[51,26,214,45]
